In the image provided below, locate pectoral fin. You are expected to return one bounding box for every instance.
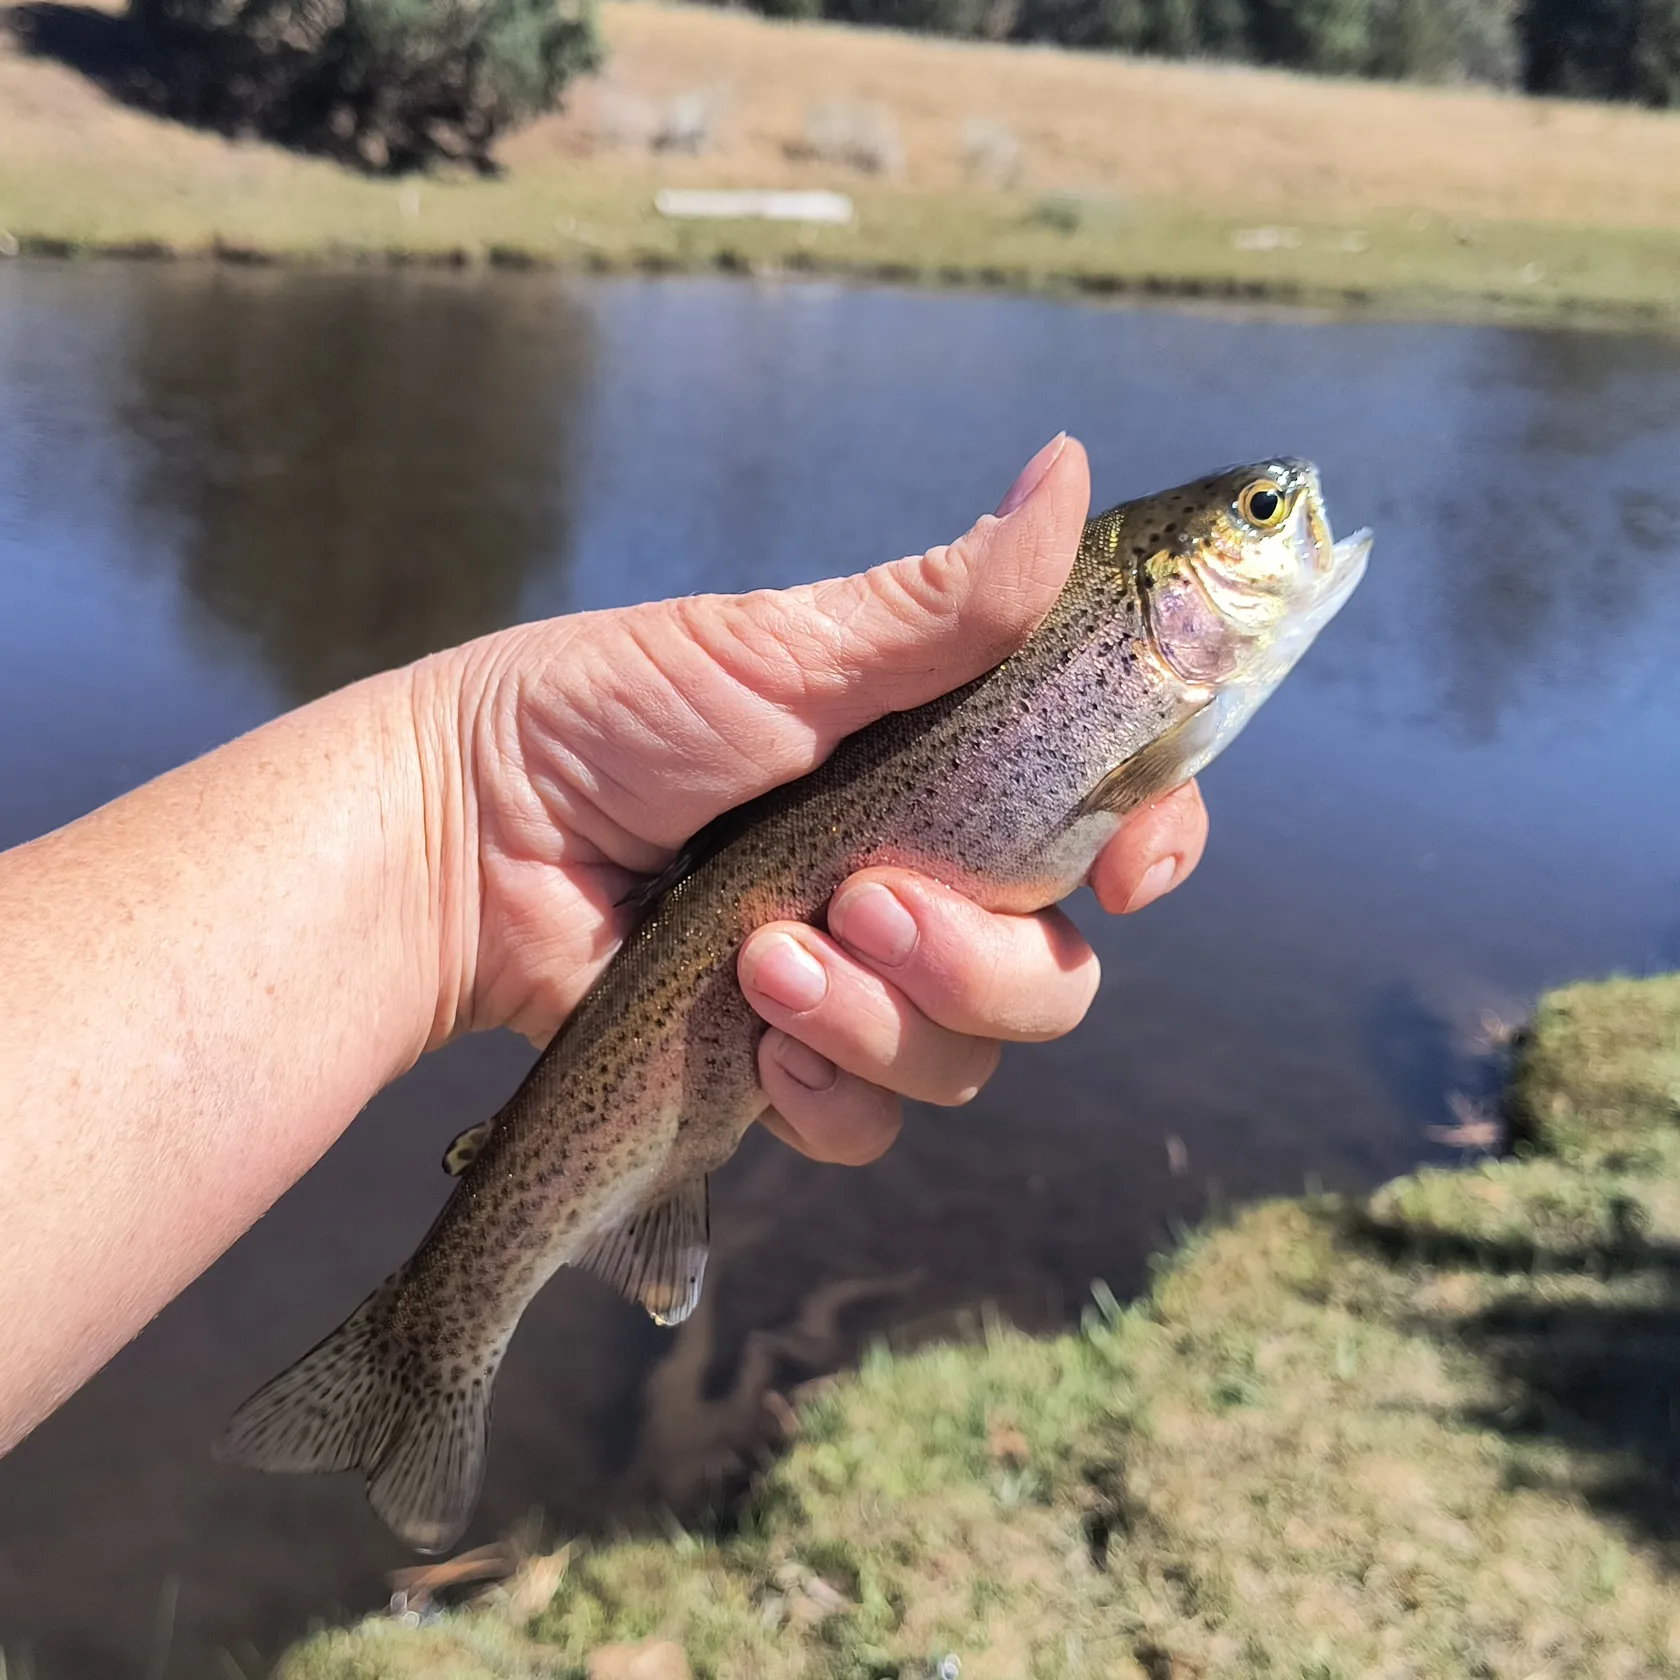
[441,1121,492,1177]
[578,1178,710,1326]
[1074,703,1217,820]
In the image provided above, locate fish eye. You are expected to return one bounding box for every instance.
[1238,480,1285,528]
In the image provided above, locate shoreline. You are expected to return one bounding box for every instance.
[8,233,1680,337]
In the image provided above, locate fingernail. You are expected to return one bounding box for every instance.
[829,881,918,968]
[995,433,1067,517]
[744,932,828,1013]
[1123,854,1182,915]
[768,1030,837,1092]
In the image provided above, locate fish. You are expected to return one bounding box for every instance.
[216,457,1371,1552]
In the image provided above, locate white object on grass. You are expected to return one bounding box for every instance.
[654,190,854,226]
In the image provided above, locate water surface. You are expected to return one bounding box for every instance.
[0,263,1677,1678]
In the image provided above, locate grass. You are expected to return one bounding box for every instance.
[6,1,1680,322]
[278,969,1680,1680]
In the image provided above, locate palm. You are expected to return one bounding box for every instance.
[454,503,1017,1027]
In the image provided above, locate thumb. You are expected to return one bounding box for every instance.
[516,435,1093,858]
[761,432,1091,736]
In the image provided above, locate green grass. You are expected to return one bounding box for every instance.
[1509,974,1680,1168]
[10,165,1680,330]
[279,971,1680,1679]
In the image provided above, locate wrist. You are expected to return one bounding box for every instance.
[396,637,504,1052]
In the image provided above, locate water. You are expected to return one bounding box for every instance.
[1,262,1677,1677]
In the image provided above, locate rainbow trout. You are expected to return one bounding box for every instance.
[219,459,1370,1551]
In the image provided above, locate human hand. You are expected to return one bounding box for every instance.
[412,435,1207,1164]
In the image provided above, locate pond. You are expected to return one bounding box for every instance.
[0,262,1677,1678]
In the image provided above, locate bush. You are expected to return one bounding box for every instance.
[1246,0,1517,83]
[1370,0,1518,84]
[728,0,1680,106]
[128,0,601,170]
[824,0,993,33]
[1247,0,1374,69]
[1523,0,1680,105]
[1013,0,1198,51]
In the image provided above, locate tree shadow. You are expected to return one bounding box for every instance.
[1464,1287,1680,1551]
[6,3,342,154]
[3,0,495,170]
[1346,1208,1680,1556]
[1348,1205,1661,1278]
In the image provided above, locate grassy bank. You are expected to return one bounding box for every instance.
[279,971,1680,1680]
[6,2,1680,323]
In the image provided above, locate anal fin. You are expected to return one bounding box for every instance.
[577,1178,710,1326]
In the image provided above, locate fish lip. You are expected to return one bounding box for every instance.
[1259,524,1370,669]
[1309,527,1372,625]
[1330,527,1373,595]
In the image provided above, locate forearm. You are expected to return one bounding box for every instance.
[0,668,442,1448]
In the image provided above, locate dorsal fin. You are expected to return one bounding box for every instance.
[441,1120,492,1176]
[616,796,775,917]
[576,1178,710,1326]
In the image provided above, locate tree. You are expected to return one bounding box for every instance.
[1369,0,1517,84]
[129,0,601,170]
[1524,0,1680,105]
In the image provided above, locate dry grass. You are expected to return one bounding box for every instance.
[529,2,1680,229]
[280,972,1680,1680]
[5,3,1680,320]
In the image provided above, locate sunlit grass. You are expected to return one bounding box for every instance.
[281,972,1680,1679]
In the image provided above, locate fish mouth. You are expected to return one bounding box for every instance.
[1288,526,1371,644]
[1232,524,1371,696]
[1182,521,1370,778]
[1324,527,1373,608]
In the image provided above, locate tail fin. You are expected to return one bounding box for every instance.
[214,1281,505,1554]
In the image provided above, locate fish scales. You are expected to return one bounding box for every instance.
[218,460,1371,1552]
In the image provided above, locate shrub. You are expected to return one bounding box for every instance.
[1370,0,1518,84]
[129,0,601,170]
[1523,0,1680,105]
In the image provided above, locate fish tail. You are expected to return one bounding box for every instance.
[214,1277,505,1554]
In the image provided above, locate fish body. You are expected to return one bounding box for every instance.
[218,459,1371,1551]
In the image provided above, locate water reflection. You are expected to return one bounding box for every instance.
[1421,327,1680,738]
[121,269,591,700]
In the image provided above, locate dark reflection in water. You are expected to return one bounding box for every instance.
[122,269,589,700]
[0,266,1677,1679]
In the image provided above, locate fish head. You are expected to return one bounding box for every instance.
[1128,456,1370,769]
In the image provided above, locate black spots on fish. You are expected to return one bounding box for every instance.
[216,1284,401,1480]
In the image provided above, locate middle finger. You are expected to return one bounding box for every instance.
[739,926,999,1107]
[825,869,1102,1043]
